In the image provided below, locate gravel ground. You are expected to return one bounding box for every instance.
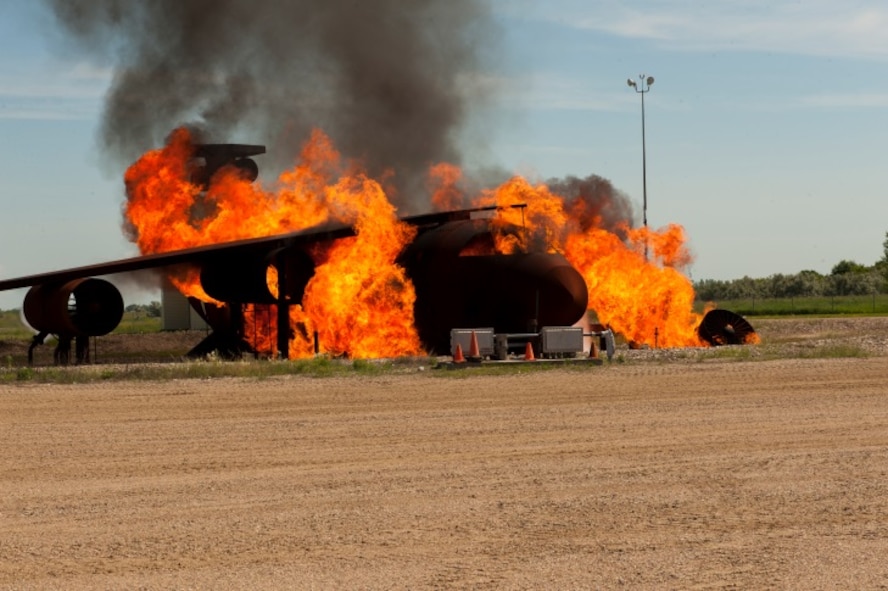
[616,316,888,363]
[1,317,887,589]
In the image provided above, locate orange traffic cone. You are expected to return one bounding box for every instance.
[524,341,536,361]
[453,343,466,363]
[468,330,481,360]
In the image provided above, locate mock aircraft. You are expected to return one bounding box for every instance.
[0,144,589,363]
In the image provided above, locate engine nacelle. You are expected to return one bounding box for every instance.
[697,309,758,346]
[24,278,124,337]
[200,247,316,303]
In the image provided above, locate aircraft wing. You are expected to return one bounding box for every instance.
[0,205,500,292]
[0,221,355,292]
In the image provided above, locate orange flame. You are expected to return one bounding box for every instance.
[479,176,705,348]
[480,176,568,254]
[301,174,421,358]
[564,224,702,347]
[124,127,708,356]
[124,127,421,358]
[428,162,465,211]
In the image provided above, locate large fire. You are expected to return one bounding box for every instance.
[124,127,717,357]
[124,128,420,358]
[477,177,705,347]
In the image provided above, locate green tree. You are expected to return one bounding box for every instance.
[878,232,888,281]
[826,271,881,296]
[882,232,888,265]
[146,301,162,318]
[831,260,868,275]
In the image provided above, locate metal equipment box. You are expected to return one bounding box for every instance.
[450,328,495,358]
[540,326,584,356]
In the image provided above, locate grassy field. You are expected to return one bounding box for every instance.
[695,294,888,316]
[0,309,162,340]
[0,309,38,340]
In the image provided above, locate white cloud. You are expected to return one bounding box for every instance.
[0,60,107,120]
[508,79,619,112]
[0,106,94,121]
[0,60,109,99]
[802,92,888,108]
[497,0,888,60]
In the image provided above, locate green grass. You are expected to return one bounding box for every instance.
[0,309,162,338]
[113,314,163,334]
[0,355,440,384]
[0,351,612,384]
[697,294,888,316]
[0,309,32,340]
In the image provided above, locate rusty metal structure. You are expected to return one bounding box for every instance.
[22,277,124,364]
[697,309,757,346]
[190,143,265,187]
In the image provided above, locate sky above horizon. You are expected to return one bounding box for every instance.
[2,1,887,309]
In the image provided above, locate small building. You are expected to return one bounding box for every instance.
[161,280,209,331]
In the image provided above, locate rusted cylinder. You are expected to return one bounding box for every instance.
[698,309,757,346]
[24,278,124,337]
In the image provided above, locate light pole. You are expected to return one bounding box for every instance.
[627,74,654,260]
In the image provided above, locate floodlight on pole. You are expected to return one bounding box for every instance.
[628,73,654,260]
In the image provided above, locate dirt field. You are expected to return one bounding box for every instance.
[2,318,888,589]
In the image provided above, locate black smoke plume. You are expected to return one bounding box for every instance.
[547,174,635,235]
[41,0,494,211]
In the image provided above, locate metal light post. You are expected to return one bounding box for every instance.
[627,74,654,260]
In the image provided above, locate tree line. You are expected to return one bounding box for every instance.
[693,233,888,301]
[125,302,162,318]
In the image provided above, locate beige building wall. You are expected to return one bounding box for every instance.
[161,280,209,331]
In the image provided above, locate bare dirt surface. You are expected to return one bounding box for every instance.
[2,317,888,589]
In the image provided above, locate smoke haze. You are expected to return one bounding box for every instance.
[40,1,639,228]
[41,0,494,211]
[547,175,635,234]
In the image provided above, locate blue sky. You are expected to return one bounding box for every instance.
[2,1,887,309]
